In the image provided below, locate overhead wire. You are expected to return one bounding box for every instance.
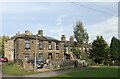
[70,2,117,17]
[83,0,116,12]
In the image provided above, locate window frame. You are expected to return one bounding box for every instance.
[48,42,52,50]
[39,42,43,49]
[25,40,30,49]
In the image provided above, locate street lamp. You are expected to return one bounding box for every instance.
[34,36,37,72]
[54,43,56,69]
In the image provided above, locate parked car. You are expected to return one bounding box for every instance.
[0,56,8,62]
[31,59,44,69]
[78,60,88,67]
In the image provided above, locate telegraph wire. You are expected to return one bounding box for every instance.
[83,0,116,12]
[70,2,117,17]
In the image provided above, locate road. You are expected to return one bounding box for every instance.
[24,69,71,77]
[3,68,73,77]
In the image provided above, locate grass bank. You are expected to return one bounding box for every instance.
[2,62,38,76]
[56,66,119,77]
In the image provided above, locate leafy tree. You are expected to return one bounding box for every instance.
[89,36,110,65]
[110,37,120,64]
[0,35,9,56]
[74,21,89,45]
[73,21,89,59]
[72,46,81,59]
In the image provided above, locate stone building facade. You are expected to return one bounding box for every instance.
[61,35,91,60]
[4,30,64,64]
[4,30,91,68]
[4,38,14,61]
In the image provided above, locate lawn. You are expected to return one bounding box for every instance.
[2,62,119,77]
[2,62,38,76]
[56,66,119,77]
[43,66,119,79]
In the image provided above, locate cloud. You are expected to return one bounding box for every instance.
[49,23,74,40]
[56,15,67,26]
[31,17,36,21]
[87,17,118,44]
[49,27,63,33]
[2,3,52,14]
[101,17,106,20]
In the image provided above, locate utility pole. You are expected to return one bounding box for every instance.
[9,38,11,60]
[54,43,56,69]
[34,36,37,72]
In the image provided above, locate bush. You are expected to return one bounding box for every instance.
[87,59,96,65]
[6,61,15,66]
[60,60,75,67]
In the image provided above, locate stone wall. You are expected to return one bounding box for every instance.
[4,39,14,60]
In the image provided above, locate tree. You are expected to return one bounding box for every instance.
[110,37,120,64]
[74,21,89,45]
[0,35,9,56]
[89,36,110,65]
[72,46,81,59]
[73,21,89,59]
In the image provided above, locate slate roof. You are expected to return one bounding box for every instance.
[64,41,91,48]
[11,33,59,42]
[44,36,59,41]
[64,41,74,47]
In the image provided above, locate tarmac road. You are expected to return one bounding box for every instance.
[2,68,72,78]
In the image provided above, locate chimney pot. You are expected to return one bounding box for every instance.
[25,30,32,35]
[70,36,74,42]
[38,30,43,36]
[16,32,20,35]
[61,35,66,41]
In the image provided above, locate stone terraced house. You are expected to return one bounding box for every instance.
[4,30,91,68]
[5,30,64,63]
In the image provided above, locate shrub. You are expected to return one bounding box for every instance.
[6,61,15,66]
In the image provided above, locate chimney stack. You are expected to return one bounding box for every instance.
[16,32,20,35]
[38,30,43,36]
[25,30,32,35]
[70,36,74,42]
[61,35,66,41]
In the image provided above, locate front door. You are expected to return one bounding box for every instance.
[48,53,52,60]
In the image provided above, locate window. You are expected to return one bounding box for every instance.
[25,53,30,60]
[48,53,52,59]
[66,54,70,59]
[39,53,43,60]
[70,48,72,52]
[83,48,85,52]
[56,43,59,50]
[56,53,59,60]
[48,42,52,50]
[25,40,30,49]
[39,42,43,49]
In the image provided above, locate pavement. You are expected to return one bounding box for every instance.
[24,69,71,77]
[2,68,72,77]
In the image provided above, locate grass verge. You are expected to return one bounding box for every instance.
[56,67,119,77]
[2,62,38,76]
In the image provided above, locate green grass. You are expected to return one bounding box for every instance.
[2,62,38,76]
[2,62,119,77]
[43,67,119,79]
[56,67,119,77]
